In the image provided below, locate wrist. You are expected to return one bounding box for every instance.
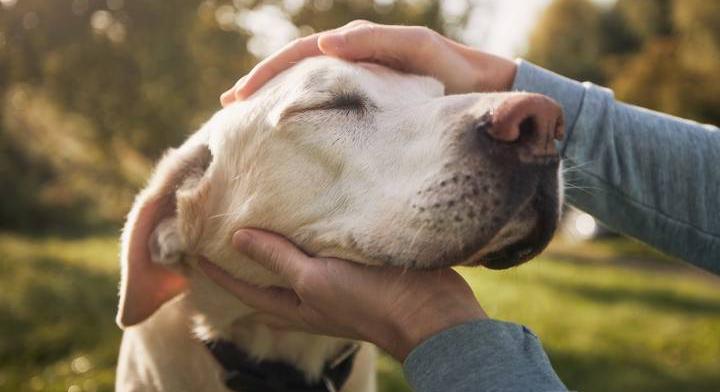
[470,52,518,92]
[384,303,487,361]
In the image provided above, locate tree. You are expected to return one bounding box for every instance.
[527,0,720,126]
[526,0,605,83]
[0,0,477,231]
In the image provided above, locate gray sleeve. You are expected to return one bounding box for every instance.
[512,60,720,274]
[403,319,567,392]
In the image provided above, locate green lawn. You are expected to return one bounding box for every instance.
[1,232,719,392]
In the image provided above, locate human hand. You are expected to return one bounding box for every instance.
[220,20,518,106]
[199,229,486,361]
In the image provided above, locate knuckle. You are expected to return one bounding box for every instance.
[264,246,285,269]
[412,26,439,54]
[344,22,376,39]
[414,25,434,36]
[364,23,381,36]
[362,25,382,54]
[345,19,371,28]
[293,270,314,295]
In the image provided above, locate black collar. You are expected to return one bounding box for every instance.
[204,339,359,392]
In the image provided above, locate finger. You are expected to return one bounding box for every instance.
[220,75,248,107]
[220,90,234,106]
[199,258,301,317]
[234,34,323,100]
[318,24,436,68]
[232,229,312,282]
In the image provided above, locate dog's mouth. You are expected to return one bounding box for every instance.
[467,179,559,269]
[355,162,561,270]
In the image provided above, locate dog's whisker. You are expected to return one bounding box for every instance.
[406,218,429,251]
[562,183,601,196]
[563,178,600,190]
[208,210,249,221]
[561,159,596,173]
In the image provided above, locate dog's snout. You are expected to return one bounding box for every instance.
[481,94,564,160]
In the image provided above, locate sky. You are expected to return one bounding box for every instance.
[469,0,553,57]
[466,0,615,57]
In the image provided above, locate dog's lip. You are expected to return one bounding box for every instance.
[464,183,558,269]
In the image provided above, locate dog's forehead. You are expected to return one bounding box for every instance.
[287,57,444,99]
[289,58,370,91]
[205,57,444,154]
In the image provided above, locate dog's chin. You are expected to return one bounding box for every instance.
[473,218,556,269]
[470,185,559,270]
[396,211,557,270]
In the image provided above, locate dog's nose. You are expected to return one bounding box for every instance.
[481,94,564,160]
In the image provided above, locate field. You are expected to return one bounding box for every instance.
[1,232,719,392]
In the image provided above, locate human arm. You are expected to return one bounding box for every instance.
[511,61,720,274]
[201,229,568,392]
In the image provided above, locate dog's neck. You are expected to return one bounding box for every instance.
[183,270,352,380]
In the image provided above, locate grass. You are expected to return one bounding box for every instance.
[1,232,719,392]
[0,234,121,392]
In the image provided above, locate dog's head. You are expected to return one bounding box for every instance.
[117,57,563,327]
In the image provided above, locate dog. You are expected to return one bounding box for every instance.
[115,56,564,391]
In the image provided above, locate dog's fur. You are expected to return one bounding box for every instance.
[115,57,562,391]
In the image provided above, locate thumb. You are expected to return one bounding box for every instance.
[198,258,301,318]
[232,229,311,283]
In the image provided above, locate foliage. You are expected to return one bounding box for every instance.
[1,232,719,391]
[526,0,605,83]
[527,0,720,125]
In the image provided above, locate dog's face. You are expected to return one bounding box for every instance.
[117,57,563,326]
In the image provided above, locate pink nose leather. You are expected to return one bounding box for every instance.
[486,94,564,159]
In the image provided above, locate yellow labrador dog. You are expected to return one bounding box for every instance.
[115,56,564,392]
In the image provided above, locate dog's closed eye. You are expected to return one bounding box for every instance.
[320,92,369,112]
[280,91,375,121]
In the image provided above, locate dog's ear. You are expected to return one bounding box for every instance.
[117,134,212,329]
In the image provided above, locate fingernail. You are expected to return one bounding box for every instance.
[220,90,234,106]
[232,230,253,249]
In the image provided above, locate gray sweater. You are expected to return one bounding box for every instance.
[402,60,720,392]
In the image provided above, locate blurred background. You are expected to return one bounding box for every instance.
[1,0,719,391]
